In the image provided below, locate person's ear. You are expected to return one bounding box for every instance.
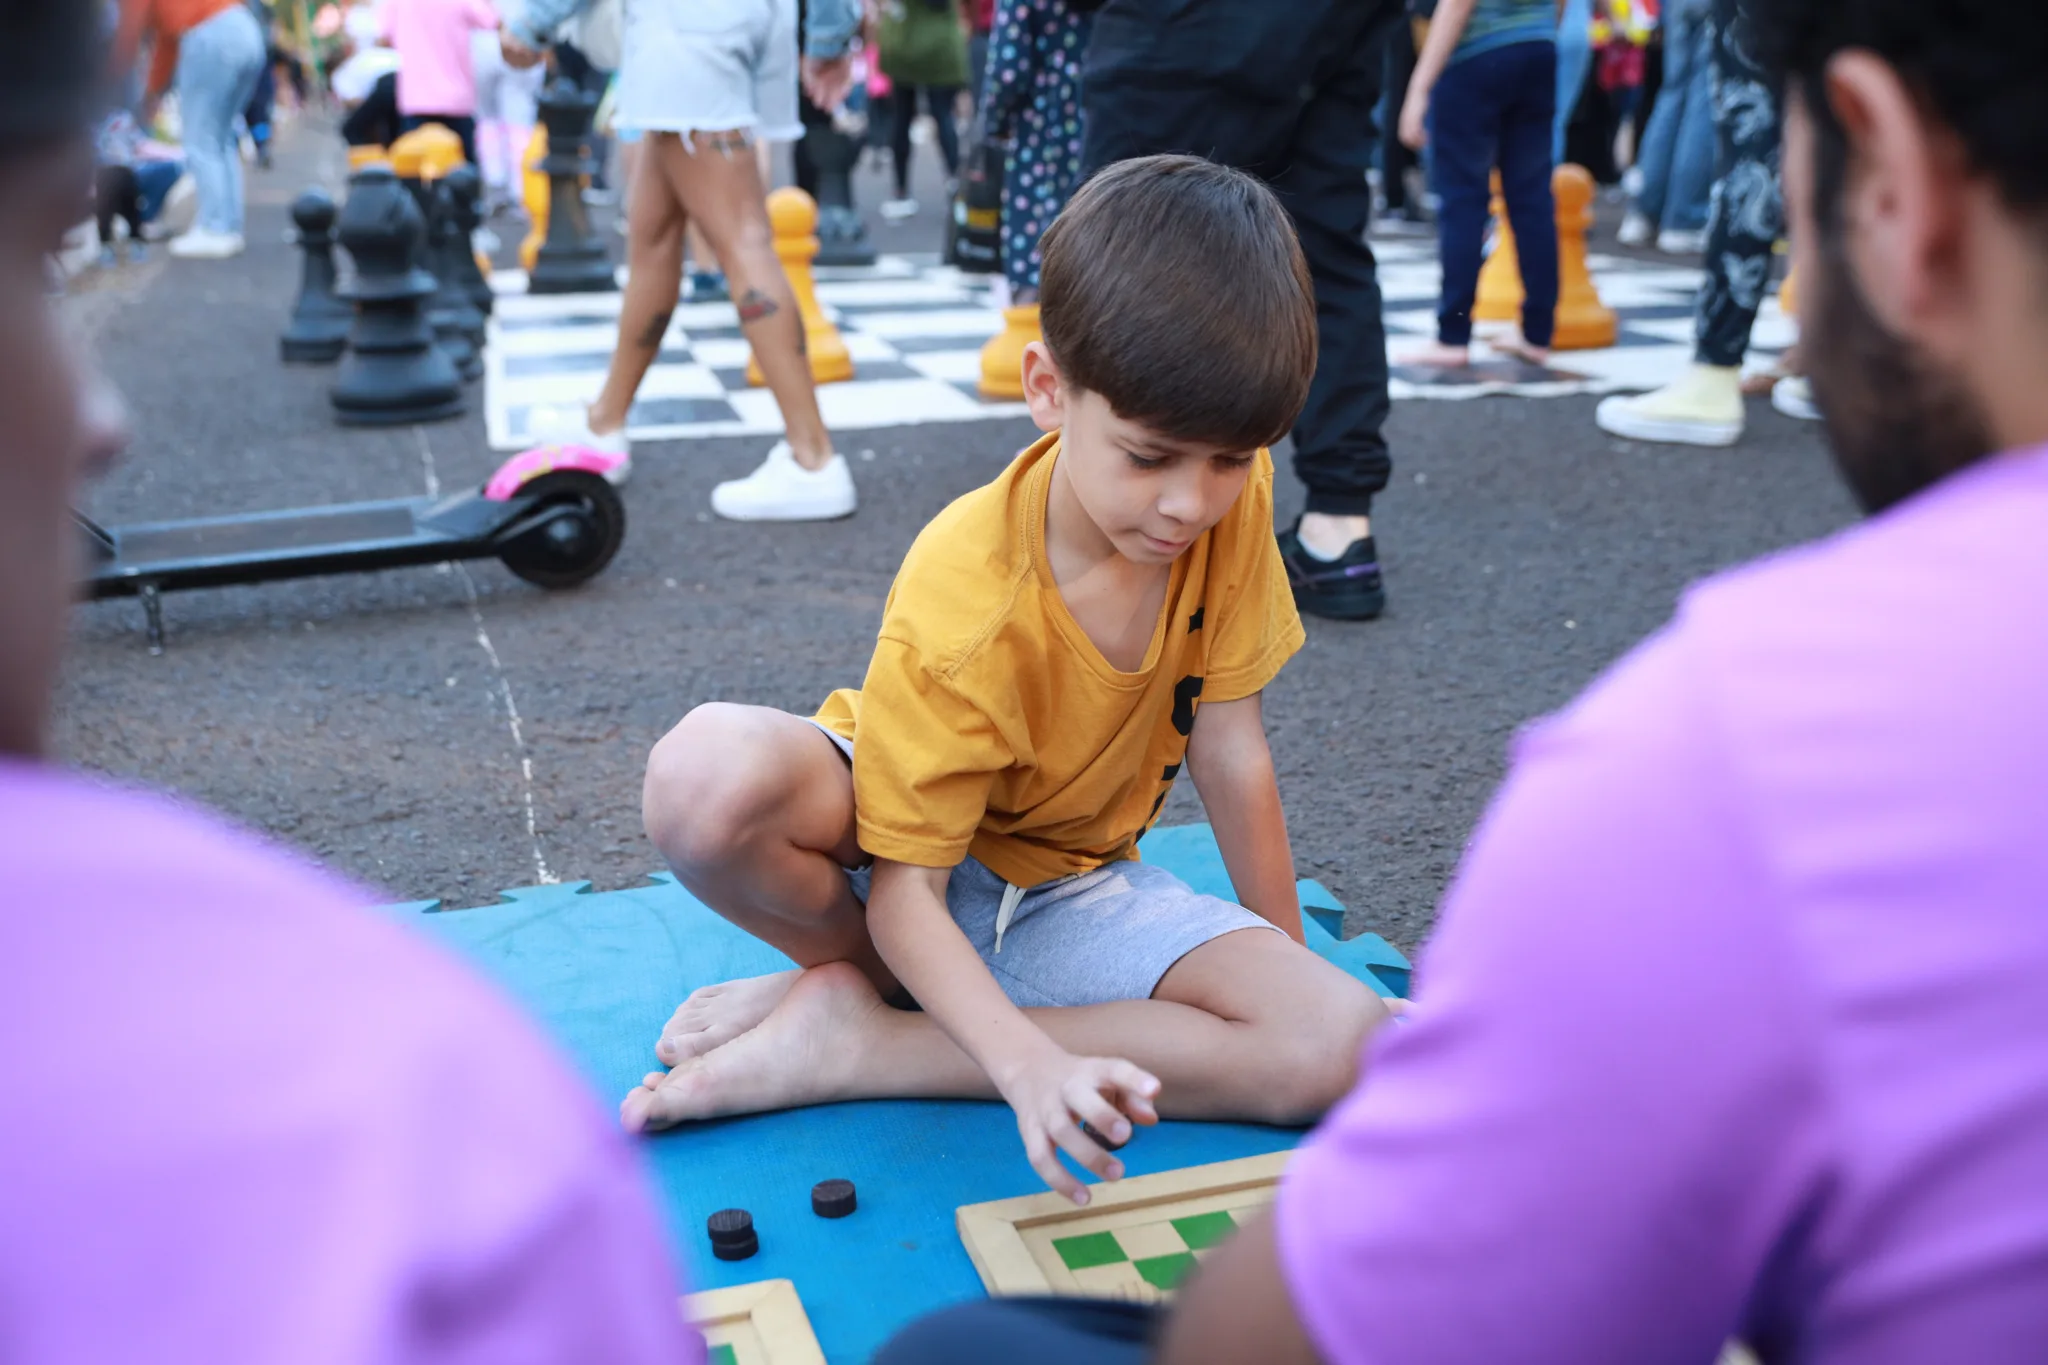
[1823,51,1970,350]
[1020,340,1066,433]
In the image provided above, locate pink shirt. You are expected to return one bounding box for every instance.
[0,761,699,1363]
[382,0,500,115]
[1278,446,2048,1362]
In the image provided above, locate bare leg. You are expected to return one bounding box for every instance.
[648,128,835,466]
[642,704,891,1062]
[587,144,686,434]
[623,929,1387,1132]
[636,702,1386,1129]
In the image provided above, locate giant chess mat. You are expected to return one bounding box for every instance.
[376,822,1409,1361]
[483,240,1794,451]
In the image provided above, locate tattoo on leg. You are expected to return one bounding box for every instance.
[636,309,673,349]
[736,289,780,324]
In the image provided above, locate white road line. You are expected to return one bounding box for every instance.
[414,425,556,886]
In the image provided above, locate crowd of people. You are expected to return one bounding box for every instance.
[15,0,2048,1360]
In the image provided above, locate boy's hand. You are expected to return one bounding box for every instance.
[997,1045,1161,1203]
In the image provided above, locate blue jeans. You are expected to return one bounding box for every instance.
[1430,40,1559,348]
[1632,0,1714,231]
[1553,0,1592,164]
[175,3,265,234]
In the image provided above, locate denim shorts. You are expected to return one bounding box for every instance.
[812,723,1280,1008]
[616,0,800,141]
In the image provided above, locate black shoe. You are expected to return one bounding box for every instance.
[1278,521,1386,621]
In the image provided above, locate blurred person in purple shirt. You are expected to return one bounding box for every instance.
[0,3,697,1359]
[877,1,2048,1361]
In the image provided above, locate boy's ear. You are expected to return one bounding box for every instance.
[1020,341,1066,433]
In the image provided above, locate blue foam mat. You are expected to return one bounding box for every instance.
[378,823,1407,1362]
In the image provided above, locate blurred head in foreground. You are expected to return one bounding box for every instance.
[0,0,128,755]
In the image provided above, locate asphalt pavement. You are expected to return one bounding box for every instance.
[54,117,1856,951]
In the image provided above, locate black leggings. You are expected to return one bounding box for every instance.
[889,83,963,197]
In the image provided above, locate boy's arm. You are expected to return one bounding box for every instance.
[1186,693,1304,944]
[865,857,1161,1202]
[1398,0,1481,148]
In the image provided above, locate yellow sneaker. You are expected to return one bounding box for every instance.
[1596,364,1745,447]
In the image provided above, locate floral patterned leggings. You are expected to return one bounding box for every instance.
[1694,0,1783,368]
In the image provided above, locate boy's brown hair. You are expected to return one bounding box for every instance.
[1037,154,1317,451]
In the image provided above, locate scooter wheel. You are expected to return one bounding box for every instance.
[497,471,626,589]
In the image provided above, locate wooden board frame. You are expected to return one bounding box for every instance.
[956,1150,1291,1299]
[681,1278,826,1365]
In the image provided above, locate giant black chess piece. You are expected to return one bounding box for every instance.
[528,78,616,295]
[331,167,464,425]
[279,189,353,362]
[424,179,486,381]
[802,119,876,268]
[441,162,495,316]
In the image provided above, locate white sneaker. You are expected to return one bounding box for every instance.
[1595,364,1746,446]
[525,405,633,485]
[1617,209,1654,247]
[710,440,857,521]
[1656,227,1707,256]
[879,197,918,222]
[168,228,246,259]
[1771,375,1823,422]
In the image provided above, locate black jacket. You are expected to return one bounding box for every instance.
[1083,0,1402,107]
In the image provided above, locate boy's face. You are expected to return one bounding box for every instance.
[0,135,129,758]
[1020,342,1259,565]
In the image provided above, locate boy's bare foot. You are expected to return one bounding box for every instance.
[1489,332,1551,366]
[654,968,801,1065]
[1400,340,1472,369]
[623,962,887,1132]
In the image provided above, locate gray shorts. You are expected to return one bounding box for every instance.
[814,723,1279,1008]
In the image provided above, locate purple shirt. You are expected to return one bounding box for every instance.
[0,761,698,1363]
[1279,446,2048,1362]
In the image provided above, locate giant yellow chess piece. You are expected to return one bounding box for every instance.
[1473,172,1523,324]
[1551,163,1617,350]
[388,122,465,184]
[745,188,854,387]
[978,304,1039,401]
[519,125,548,274]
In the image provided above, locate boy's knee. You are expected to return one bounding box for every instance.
[642,704,784,870]
[1252,1034,1361,1126]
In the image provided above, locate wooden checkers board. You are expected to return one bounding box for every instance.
[681,1279,825,1365]
[956,1151,1289,1302]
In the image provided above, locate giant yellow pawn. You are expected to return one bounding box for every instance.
[1473,172,1523,324]
[519,125,548,274]
[978,304,1039,400]
[745,188,854,387]
[1551,163,1617,350]
[388,122,465,184]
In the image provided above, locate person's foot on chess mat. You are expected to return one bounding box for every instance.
[710,440,858,521]
[524,405,633,485]
[1595,363,1745,447]
[1278,518,1386,622]
[879,196,918,222]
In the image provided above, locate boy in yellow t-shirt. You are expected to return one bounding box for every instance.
[628,155,1394,1202]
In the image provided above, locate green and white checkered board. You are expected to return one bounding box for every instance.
[1039,1198,1272,1301]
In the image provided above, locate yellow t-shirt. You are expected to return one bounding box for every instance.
[813,432,1305,888]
